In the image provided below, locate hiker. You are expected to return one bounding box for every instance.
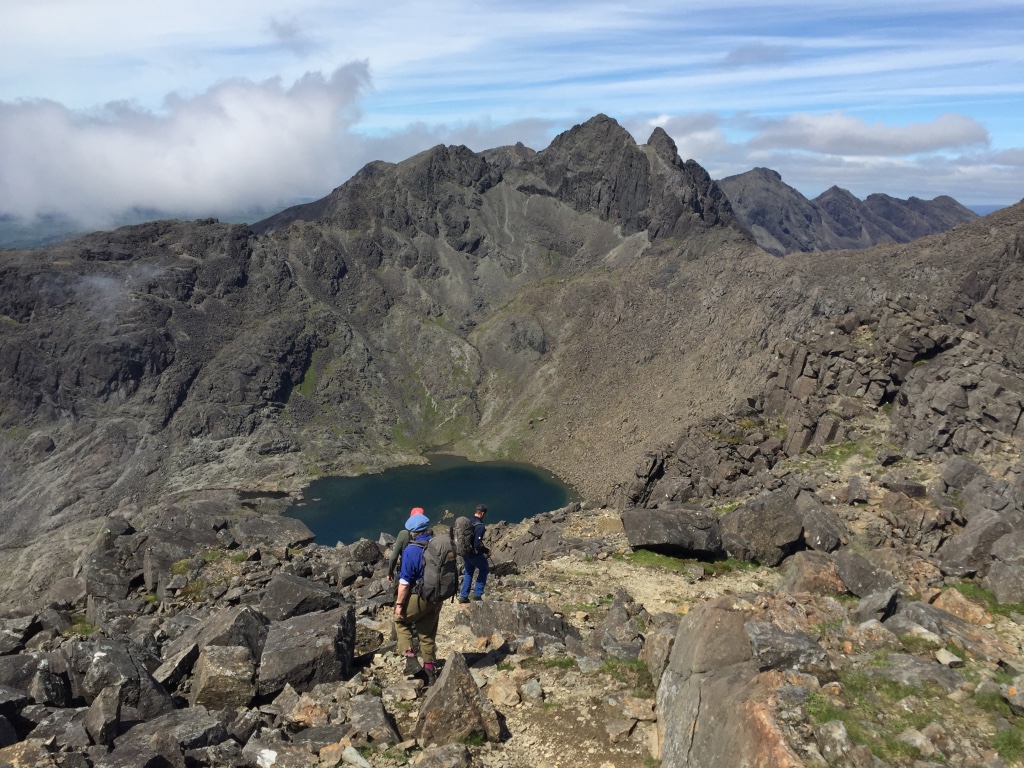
[394,512,444,684]
[387,507,424,583]
[458,503,490,603]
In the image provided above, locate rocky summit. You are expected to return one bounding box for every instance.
[1,113,1024,767]
[718,167,979,256]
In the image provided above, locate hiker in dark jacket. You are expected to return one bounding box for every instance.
[458,503,490,603]
[387,507,425,582]
[394,512,442,684]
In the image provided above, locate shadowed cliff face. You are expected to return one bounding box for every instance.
[0,113,1022,599]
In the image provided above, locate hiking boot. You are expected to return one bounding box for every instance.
[403,654,422,676]
[457,596,470,604]
[423,664,437,686]
[471,595,483,602]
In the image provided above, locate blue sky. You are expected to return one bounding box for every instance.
[1,0,1021,226]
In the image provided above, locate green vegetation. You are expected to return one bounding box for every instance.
[805,670,953,763]
[614,550,758,576]
[66,614,99,637]
[522,656,577,671]
[295,348,326,399]
[819,441,869,468]
[994,725,1024,763]
[170,558,191,576]
[459,732,488,747]
[140,592,160,606]
[599,657,656,697]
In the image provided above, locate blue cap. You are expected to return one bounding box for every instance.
[406,513,430,533]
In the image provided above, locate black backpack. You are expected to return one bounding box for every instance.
[453,515,476,557]
[412,528,459,603]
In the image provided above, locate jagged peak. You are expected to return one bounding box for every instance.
[542,113,637,157]
[646,127,680,165]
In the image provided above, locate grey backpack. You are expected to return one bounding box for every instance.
[453,515,476,556]
[412,528,459,603]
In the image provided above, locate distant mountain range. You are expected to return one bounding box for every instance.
[717,167,980,256]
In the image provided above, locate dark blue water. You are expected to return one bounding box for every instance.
[287,454,578,545]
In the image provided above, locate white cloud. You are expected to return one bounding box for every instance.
[0,64,369,226]
[747,112,990,156]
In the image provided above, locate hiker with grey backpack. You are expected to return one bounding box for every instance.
[393,512,459,685]
[456,503,490,603]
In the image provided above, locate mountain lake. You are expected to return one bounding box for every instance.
[286,453,579,545]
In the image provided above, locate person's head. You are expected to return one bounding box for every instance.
[406,513,430,533]
[474,503,487,519]
[409,507,425,517]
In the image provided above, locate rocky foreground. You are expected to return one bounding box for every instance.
[6,268,1024,766]
[3,407,1024,767]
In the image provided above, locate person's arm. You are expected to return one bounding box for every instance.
[395,581,411,618]
[388,529,409,579]
[475,521,489,555]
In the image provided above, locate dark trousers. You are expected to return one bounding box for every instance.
[460,553,489,599]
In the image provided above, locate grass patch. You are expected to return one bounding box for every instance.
[898,634,943,653]
[522,656,577,671]
[170,558,191,576]
[976,691,1012,716]
[66,614,99,637]
[140,592,159,606]
[995,724,1024,763]
[496,661,516,672]
[459,732,488,747]
[229,552,249,563]
[805,670,945,763]
[177,579,209,602]
[600,658,656,697]
[615,549,759,576]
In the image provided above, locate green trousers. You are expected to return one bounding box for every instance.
[394,592,442,663]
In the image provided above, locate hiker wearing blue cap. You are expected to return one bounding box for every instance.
[394,512,444,684]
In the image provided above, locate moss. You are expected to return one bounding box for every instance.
[459,732,487,747]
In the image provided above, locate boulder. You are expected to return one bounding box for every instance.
[985,561,1024,604]
[162,605,269,663]
[452,600,582,649]
[190,646,255,710]
[65,639,173,720]
[0,616,40,656]
[744,622,832,678]
[936,508,1019,577]
[112,706,229,752]
[656,598,803,767]
[620,506,724,559]
[84,683,122,747]
[720,491,804,566]
[796,494,847,552]
[258,573,342,622]
[863,653,964,693]
[850,588,899,624]
[348,694,401,745]
[415,652,501,745]
[777,551,846,595]
[257,605,355,696]
[231,515,315,550]
[832,551,897,598]
[413,744,473,768]
[587,591,646,659]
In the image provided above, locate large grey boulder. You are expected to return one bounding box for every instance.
[984,561,1024,604]
[257,605,355,696]
[745,622,832,678]
[656,597,803,767]
[415,652,501,745]
[796,493,847,552]
[720,490,804,566]
[84,683,122,747]
[777,551,847,595]
[452,600,581,649]
[936,508,1021,577]
[231,516,315,550]
[63,639,173,721]
[258,573,342,622]
[620,506,723,559]
[348,694,401,745]
[112,706,229,751]
[832,551,897,597]
[162,605,269,664]
[190,646,255,710]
